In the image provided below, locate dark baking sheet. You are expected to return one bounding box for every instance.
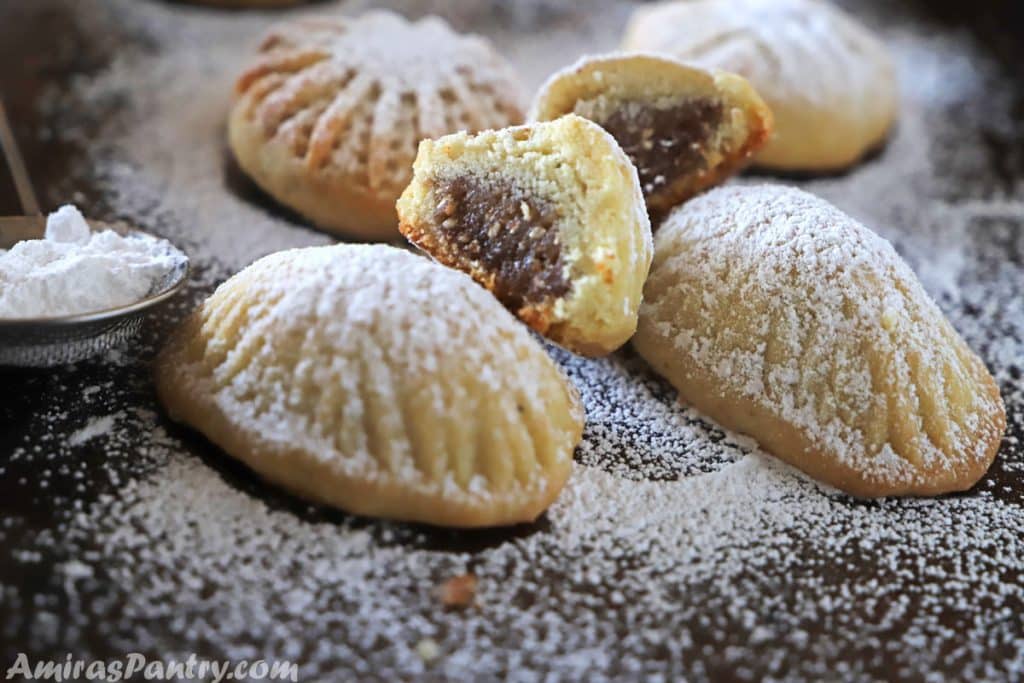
[1,0,1022,681]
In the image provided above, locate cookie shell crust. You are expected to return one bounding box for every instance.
[229,11,526,239]
[633,185,1004,497]
[156,245,584,527]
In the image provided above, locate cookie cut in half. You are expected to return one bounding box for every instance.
[622,0,897,172]
[634,185,1005,497]
[229,11,526,240]
[155,245,583,528]
[397,114,653,357]
[530,53,772,216]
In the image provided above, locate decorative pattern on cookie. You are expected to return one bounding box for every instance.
[622,0,898,172]
[397,115,653,357]
[530,53,772,216]
[228,11,525,240]
[155,245,583,527]
[181,0,309,7]
[633,185,1005,497]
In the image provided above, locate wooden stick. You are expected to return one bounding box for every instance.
[0,98,41,216]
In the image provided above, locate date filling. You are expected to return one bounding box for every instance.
[431,175,570,311]
[598,98,725,196]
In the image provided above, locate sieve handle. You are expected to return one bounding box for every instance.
[0,98,41,216]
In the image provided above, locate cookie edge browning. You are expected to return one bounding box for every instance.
[228,100,400,241]
[752,74,897,173]
[634,322,1004,497]
[156,359,580,527]
[154,252,584,528]
[530,53,774,215]
[397,115,652,357]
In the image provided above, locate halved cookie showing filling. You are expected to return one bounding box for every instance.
[530,53,773,217]
[397,114,652,357]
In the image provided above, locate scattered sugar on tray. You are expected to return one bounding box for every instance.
[67,413,120,447]
[49,439,1024,679]
[0,205,186,318]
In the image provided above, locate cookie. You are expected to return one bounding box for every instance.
[622,0,898,172]
[155,244,583,527]
[397,115,652,357]
[181,0,308,7]
[530,53,772,216]
[633,185,1005,497]
[228,11,525,240]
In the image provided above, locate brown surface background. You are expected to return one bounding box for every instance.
[0,0,1022,681]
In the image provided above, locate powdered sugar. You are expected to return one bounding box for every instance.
[0,205,186,318]
[39,405,1023,679]
[44,204,93,243]
[67,413,120,447]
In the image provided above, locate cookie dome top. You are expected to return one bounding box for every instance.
[636,185,1004,495]
[155,244,582,527]
[624,0,889,103]
[622,0,897,170]
[233,11,526,197]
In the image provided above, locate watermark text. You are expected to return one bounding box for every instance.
[5,653,298,682]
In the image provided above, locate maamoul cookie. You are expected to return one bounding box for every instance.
[397,114,652,357]
[633,185,1005,497]
[229,11,526,240]
[155,245,583,527]
[182,0,308,7]
[530,53,772,216]
[622,0,898,172]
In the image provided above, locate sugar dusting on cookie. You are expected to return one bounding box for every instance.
[155,244,581,526]
[3,0,1021,680]
[227,9,525,238]
[639,184,1002,490]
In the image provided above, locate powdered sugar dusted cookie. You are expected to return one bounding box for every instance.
[622,0,897,172]
[634,185,1004,497]
[397,115,652,357]
[182,0,308,7]
[229,11,525,240]
[530,53,772,216]
[155,245,583,527]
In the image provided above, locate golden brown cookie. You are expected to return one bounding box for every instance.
[156,244,583,527]
[622,0,898,172]
[530,53,772,216]
[229,11,525,240]
[397,115,652,357]
[633,185,1005,497]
